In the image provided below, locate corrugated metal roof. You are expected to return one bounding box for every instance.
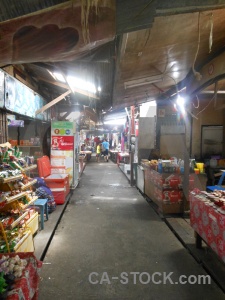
[0,0,66,22]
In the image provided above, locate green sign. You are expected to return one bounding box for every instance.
[51,121,74,136]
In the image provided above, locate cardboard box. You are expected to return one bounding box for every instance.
[143,165,186,214]
[154,187,183,203]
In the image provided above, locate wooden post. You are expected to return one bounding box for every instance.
[130,105,135,186]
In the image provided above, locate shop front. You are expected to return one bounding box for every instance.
[0,69,76,298]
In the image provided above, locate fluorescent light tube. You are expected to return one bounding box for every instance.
[124,75,163,89]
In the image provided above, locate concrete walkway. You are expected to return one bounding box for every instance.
[38,159,224,299]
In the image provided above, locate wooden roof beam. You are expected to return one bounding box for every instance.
[35,90,71,115]
[38,76,100,100]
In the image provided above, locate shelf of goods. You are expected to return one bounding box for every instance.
[9,160,38,178]
[0,171,39,253]
[9,160,37,173]
[141,161,190,215]
[17,145,42,161]
[190,190,225,263]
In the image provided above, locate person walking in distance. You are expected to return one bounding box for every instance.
[96,143,101,163]
[102,139,109,162]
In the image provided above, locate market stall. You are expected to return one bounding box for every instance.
[0,143,44,251]
[0,144,43,299]
[190,190,225,263]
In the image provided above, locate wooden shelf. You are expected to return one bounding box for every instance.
[20,179,37,191]
[6,192,27,204]
[22,165,37,172]
[9,162,37,172]
[10,211,29,229]
[0,157,38,253]
[0,174,23,183]
[21,196,38,209]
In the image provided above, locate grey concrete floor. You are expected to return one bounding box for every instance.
[38,159,224,300]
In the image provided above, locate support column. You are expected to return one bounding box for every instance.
[130,106,135,186]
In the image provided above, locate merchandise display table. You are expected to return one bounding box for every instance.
[0,252,42,300]
[109,150,118,163]
[117,152,130,165]
[190,192,225,263]
[80,151,92,161]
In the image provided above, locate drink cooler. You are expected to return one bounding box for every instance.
[37,156,70,204]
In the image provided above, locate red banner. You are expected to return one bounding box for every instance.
[51,136,74,150]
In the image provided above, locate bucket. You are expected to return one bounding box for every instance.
[194,168,200,174]
[196,163,204,173]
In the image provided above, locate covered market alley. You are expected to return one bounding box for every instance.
[37,159,224,300]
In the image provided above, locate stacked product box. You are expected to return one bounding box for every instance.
[142,161,191,215]
[153,173,183,203]
[153,170,184,214]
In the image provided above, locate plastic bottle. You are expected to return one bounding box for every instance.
[158,159,162,173]
[189,159,196,173]
[179,160,184,174]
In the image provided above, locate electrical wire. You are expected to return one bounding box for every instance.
[163,73,179,97]
[195,93,216,116]
[209,13,213,53]
[192,12,202,81]
[192,95,200,108]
